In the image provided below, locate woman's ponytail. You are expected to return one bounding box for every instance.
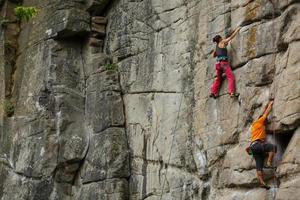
[213,35,222,43]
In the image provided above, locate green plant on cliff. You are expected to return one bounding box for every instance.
[0,17,11,27]
[105,63,118,71]
[14,6,38,21]
[4,40,18,51]
[2,100,14,117]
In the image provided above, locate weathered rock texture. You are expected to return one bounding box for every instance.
[0,0,299,199]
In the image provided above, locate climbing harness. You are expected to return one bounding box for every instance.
[245,132,254,160]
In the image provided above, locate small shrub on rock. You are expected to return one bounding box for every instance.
[2,100,14,116]
[105,63,118,71]
[0,17,11,27]
[14,6,38,21]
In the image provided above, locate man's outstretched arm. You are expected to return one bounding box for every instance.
[262,100,274,117]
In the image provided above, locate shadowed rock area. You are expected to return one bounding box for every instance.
[0,0,299,199]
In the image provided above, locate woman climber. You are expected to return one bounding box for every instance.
[248,99,277,189]
[210,26,241,98]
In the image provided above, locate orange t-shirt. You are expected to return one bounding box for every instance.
[251,115,267,142]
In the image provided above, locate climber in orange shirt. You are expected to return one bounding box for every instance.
[249,99,277,189]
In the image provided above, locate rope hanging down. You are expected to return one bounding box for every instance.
[159,93,184,200]
[159,0,278,198]
[268,0,279,191]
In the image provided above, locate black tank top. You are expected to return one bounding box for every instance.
[216,44,228,57]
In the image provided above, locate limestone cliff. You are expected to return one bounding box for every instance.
[0,0,299,199]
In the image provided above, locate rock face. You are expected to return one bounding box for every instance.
[0,0,299,200]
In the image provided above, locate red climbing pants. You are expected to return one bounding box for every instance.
[211,61,236,96]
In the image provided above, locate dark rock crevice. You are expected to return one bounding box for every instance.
[1,0,22,117]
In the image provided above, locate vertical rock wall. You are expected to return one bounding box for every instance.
[0,0,299,200]
[195,0,300,199]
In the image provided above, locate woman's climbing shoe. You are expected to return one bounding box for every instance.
[229,93,239,98]
[260,183,271,190]
[264,162,276,169]
[209,93,218,99]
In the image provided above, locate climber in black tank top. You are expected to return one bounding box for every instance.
[210,26,241,98]
[215,45,228,62]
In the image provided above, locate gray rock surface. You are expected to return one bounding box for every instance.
[48,8,90,39]
[0,0,299,199]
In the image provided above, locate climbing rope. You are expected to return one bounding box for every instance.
[206,0,233,38]
[159,93,184,200]
[223,0,231,37]
[0,0,8,54]
[268,0,279,191]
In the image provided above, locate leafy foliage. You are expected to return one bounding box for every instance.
[2,100,14,116]
[14,6,38,21]
[105,63,118,71]
[0,17,11,27]
[4,40,17,50]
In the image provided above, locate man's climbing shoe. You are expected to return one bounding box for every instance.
[229,92,239,98]
[209,93,218,99]
[260,183,271,190]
